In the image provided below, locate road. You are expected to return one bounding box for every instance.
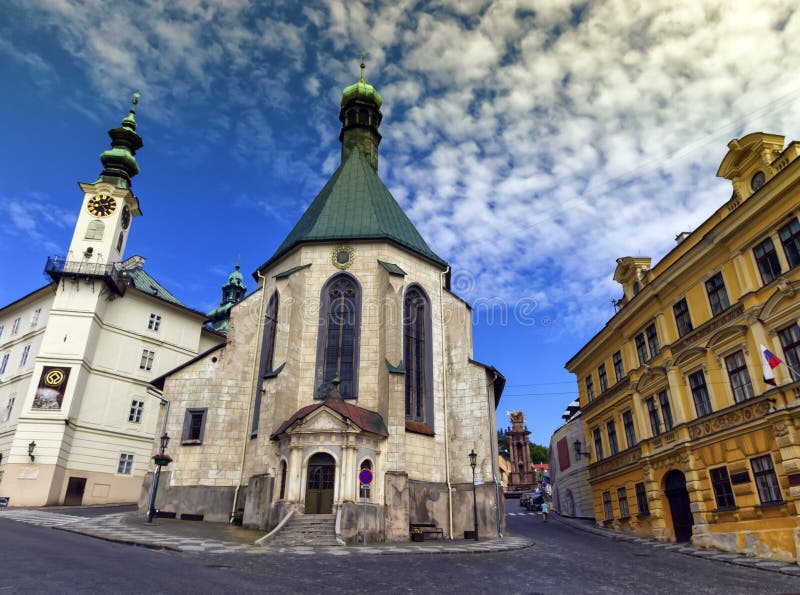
[1,507,798,594]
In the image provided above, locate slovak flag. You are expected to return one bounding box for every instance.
[760,344,782,386]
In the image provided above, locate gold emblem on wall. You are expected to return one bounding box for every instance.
[332,245,355,270]
[87,194,117,217]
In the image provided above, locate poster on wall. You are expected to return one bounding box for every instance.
[32,366,71,410]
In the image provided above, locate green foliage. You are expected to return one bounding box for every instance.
[529,443,549,464]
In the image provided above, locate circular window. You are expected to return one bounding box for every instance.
[751,171,766,192]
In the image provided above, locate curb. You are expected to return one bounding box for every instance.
[552,513,800,577]
[54,524,182,551]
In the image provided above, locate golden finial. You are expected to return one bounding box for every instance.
[131,91,140,112]
[359,48,368,83]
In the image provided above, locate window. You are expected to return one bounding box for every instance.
[602,491,613,520]
[116,231,124,252]
[751,455,782,504]
[585,375,595,401]
[779,218,800,269]
[316,274,360,399]
[613,350,624,382]
[253,291,280,435]
[646,323,660,357]
[5,395,14,422]
[725,350,754,402]
[689,370,713,417]
[117,453,134,475]
[673,299,693,337]
[182,408,208,444]
[0,354,8,374]
[0,325,4,339]
[617,487,630,518]
[710,467,736,509]
[606,420,619,455]
[622,410,636,448]
[778,324,800,381]
[19,345,30,368]
[128,400,144,423]
[404,286,433,427]
[754,237,781,285]
[635,333,648,366]
[635,482,649,515]
[85,220,105,240]
[658,390,674,431]
[139,349,155,371]
[646,397,661,436]
[705,273,730,316]
[598,363,608,393]
[30,308,41,328]
[147,313,161,331]
[593,427,604,461]
[11,318,20,336]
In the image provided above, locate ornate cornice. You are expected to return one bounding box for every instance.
[687,396,771,440]
[588,446,642,480]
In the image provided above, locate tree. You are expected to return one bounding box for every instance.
[529,443,549,464]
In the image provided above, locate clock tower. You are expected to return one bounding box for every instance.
[67,93,143,266]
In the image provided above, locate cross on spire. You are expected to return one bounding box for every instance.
[359,48,369,82]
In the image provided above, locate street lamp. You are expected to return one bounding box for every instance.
[469,449,478,541]
[573,439,590,460]
[147,432,171,523]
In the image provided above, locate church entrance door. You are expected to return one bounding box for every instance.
[305,453,335,514]
[664,470,693,542]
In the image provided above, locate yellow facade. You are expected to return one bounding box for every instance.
[566,133,800,562]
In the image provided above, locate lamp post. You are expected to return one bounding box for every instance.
[468,449,478,541]
[147,432,170,523]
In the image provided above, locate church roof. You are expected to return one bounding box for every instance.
[270,395,389,440]
[256,149,447,274]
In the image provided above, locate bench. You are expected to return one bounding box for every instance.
[410,522,444,541]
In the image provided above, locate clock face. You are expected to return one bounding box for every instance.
[87,194,117,217]
[121,205,131,229]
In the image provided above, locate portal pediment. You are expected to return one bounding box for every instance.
[288,408,350,434]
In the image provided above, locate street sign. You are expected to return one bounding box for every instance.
[359,468,373,485]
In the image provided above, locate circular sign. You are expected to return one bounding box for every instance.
[45,369,65,386]
[359,468,373,485]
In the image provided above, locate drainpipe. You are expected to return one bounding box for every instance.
[145,387,169,522]
[230,268,269,523]
[486,371,502,538]
[439,266,453,539]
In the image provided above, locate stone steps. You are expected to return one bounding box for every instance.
[269,513,339,546]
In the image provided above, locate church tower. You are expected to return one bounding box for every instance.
[65,94,143,268]
[339,55,383,171]
[207,264,247,333]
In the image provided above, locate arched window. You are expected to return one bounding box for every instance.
[316,274,360,399]
[404,285,433,429]
[85,220,104,240]
[116,231,124,252]
[252,290,279,436]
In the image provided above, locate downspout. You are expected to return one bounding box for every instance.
[439,266,453,539]
[486,371,502,538]
[230,268,269,522]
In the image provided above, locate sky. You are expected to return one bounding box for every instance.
[2,0,800,447]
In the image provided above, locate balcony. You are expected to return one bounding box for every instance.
[45,256,127,295]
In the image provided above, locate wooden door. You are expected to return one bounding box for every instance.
[305,454,335,514]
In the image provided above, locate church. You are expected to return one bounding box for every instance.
[0,97,223,507]
[146,66,507,543]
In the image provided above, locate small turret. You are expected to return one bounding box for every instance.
[339,51,383,171]
[207,264,247,333]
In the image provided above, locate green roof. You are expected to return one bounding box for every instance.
[126,267,182,305]
[258,149,447,273]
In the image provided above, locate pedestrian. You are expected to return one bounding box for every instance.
[541,500,548,522]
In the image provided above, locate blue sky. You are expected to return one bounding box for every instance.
[2,1,800,446]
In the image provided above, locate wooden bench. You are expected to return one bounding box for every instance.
[410,522,444,541]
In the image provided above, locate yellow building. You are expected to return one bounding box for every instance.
[566,132,800,562]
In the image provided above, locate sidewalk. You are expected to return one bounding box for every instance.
[10,508,533,555]
[552,512,800,577]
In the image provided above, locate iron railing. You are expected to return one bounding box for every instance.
[45,257,127,295]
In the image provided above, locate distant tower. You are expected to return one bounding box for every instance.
[507,411,534,491]
[207,265,247,332]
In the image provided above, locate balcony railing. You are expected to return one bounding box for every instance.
[45,257,127,295]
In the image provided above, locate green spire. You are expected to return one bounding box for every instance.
[98,92,144,188]
[207,264,248,333]
[339,50,383,171]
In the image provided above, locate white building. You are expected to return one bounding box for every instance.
[0,97,222,507]
[549,400,594,519]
